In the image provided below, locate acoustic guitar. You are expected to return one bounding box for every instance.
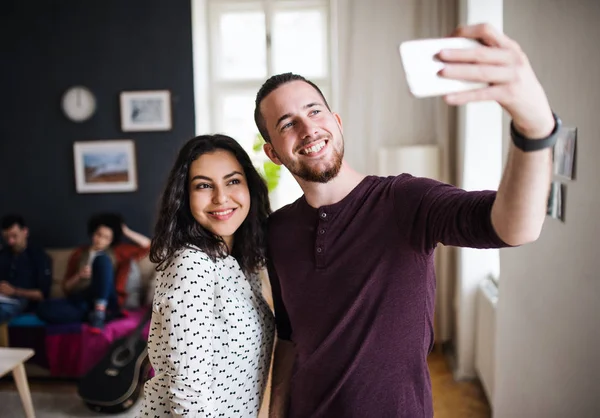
[77,308,153,413]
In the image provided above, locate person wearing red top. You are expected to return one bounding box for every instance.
[37,213,150,331]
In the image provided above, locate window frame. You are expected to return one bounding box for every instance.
[204,0,335,145]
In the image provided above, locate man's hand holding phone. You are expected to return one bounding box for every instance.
[399,36,487,98]
[400,23,554,138]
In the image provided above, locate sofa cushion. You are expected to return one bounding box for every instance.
[46,248,72,299]
[8,313,45,327]
[45,308,151,377]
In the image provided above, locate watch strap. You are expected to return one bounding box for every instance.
[511,112,562,152]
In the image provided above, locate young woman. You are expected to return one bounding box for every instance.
[37,213,151,331]
[139,134,274,417]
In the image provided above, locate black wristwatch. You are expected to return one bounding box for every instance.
[510,112,562,152]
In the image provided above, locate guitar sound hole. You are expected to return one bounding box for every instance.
[112,347,134,367]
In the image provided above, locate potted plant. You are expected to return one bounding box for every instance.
[252,133,281,193]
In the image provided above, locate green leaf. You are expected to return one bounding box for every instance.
[253,133,264,153]
[263,161,281,193]
[252,132,280,192]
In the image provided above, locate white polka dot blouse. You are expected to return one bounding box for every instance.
[139,247,274,417]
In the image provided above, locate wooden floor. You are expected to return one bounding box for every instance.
[0,349,490,417]
[429,349,491,418]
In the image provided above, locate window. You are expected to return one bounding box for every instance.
[194,0,334,208]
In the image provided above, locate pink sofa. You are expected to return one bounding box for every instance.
[44,308,150,377]
[6,248,155,378]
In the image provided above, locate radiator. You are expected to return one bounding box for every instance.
[475,275,498,409]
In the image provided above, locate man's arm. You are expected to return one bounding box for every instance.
[0,282,43,301]
[0,250,52,301]
[37,252,53,300]
[14,287,43,301]
[269,339,296,418]
[265,253,295,418]
[491,134,553,246]
[438,23,556,246]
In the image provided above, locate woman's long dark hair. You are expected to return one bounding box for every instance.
[150,134,271,275]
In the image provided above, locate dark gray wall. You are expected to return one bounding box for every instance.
[1,0,195,247]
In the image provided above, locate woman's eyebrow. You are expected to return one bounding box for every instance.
[190,171,243,182]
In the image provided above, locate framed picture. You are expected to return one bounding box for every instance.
[553,126,577,180]
[546,181,565,222]
[73,140,138,193]
[120,90,172,132]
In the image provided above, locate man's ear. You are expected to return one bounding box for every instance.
[263,142,282,165]
[333,112,343,133]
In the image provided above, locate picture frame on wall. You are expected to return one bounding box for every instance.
[553,126,577,180]
[120,90,172,132]
[546,181,565,222]
[73,140,138,193]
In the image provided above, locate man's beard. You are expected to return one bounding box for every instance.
[277,138,344,184]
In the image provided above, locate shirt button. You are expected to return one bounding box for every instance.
[320,212,327,218]
[319,229,326,235]
[316,247,322,253]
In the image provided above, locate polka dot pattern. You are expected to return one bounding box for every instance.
[139,248,274,417]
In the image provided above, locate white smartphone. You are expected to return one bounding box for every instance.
[399,37,488,98]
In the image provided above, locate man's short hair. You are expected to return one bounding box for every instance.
[254,72,331,143]
[1,214,26,230]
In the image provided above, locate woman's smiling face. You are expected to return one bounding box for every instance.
[188,149,251,250]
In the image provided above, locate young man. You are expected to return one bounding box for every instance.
[254,24,558,417]
[0,214,52,323]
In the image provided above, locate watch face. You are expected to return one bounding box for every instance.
[62,86,96,122]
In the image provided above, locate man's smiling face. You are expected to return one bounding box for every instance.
[261,80,344,183]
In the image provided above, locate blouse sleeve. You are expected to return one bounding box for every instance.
[158,250,216,417]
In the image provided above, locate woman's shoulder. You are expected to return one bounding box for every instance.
[167,246,214,268]
[155,248,218,299]
[177,245,211,258]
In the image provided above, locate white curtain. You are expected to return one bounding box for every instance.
[415,0,459,345]
[335,0,458,344]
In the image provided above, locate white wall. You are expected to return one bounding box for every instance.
[336,0,453,174]
[495,1,600,416]
[475,277,498,407]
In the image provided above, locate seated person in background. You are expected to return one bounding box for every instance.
[37,213,151,331]
[0,214,52,323]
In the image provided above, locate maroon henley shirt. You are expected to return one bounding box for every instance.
[267,174,507,418]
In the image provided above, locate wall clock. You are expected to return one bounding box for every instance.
[61,86,96,122]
